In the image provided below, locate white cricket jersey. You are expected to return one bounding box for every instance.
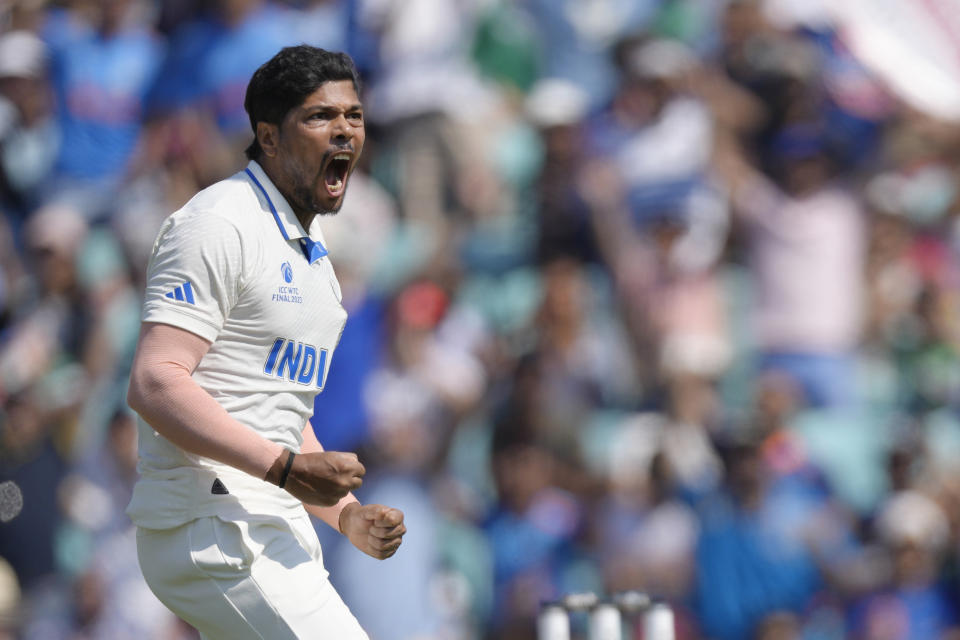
[127,161,348,530]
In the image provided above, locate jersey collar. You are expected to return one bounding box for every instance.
[245,161,329,264]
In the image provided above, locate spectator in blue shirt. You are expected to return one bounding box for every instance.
[147,0,298,141]
[42,0,164,218]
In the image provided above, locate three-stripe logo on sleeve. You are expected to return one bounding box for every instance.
[165,281,196,304]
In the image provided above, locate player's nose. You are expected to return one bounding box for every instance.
[331,114,352,142]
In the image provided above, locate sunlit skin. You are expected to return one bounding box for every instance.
[256,79,365,231]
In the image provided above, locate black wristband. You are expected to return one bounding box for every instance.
[278,451,295,489]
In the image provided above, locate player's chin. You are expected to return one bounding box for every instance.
[315,187,347,215]
[323,198,346,216]
[309,195,340,216]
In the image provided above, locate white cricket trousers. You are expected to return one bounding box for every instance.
[136,513,368,639]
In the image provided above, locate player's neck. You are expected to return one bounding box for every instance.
[258,158,317,232]
[294,210,316,233]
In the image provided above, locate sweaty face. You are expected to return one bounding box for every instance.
[273,80,365,218]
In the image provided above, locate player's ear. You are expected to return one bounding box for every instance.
[257,122,280,158]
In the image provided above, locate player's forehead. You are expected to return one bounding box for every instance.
[295,80,361,113]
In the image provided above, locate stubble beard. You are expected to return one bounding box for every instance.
[284,157,343,219]
[291,182,342,217]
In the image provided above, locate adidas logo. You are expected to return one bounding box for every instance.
[165,281,196,304]
[211,478,229,495]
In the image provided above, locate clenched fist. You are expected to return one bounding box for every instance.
[267,450,365,506]
[339,503,406,560]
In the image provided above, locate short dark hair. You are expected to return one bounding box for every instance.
[243,45,361,160]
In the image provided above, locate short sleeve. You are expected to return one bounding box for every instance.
[141,211,245,343]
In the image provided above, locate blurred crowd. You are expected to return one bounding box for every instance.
[3,0,960,638]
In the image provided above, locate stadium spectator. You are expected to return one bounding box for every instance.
[41,0,164,219]
[0,30,57,220]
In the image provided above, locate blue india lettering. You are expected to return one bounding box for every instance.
[276,342,303,380]
[264,338,284,374]
[263,338,329,388]
[315,348,328,389]
[297,346,317,384]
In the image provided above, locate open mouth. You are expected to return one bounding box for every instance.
[323,152,352,198]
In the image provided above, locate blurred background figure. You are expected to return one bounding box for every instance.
[0,29,57,223]
[4,1,960,639]
[40,0,165,220]
[848,489,958,640]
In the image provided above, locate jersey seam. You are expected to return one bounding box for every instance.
[222,210,251,303]
[197,207,251,308]
[143,303,223,336]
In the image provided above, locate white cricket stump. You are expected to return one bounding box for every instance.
[537,592,675,640]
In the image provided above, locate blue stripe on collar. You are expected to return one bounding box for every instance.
[245,167,290,242]
[245,168,329,264]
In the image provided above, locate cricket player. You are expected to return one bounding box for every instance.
[126,46,405,639]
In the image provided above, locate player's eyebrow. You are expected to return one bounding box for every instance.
[301,103,363,114]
